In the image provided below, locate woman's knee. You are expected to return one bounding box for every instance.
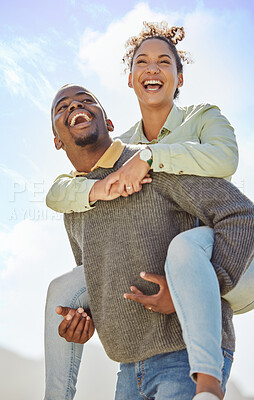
[46,268,83,303]
[166,228,215,279]
[46,274,70,303]
[46,267,88,309]
[168,227,214,257]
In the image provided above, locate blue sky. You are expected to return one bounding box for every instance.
[1,0,254,396]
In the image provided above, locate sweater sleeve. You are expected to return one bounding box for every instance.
[149,106,238,179]
[46,173,98,213]
[157,174,254,295]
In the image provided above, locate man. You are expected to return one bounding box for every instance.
[46,84,254,400]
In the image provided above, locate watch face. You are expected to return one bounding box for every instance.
[140,148,152,161]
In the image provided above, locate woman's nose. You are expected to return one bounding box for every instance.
[146,61,160,74]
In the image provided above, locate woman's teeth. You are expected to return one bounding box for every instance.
[143,80,163,90]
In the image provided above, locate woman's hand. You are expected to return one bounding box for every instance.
[89,179,129,202]
[89,157,152,202]
[104,151,152,196]
[124,272,176,314]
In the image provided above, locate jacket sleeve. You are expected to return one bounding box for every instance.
[149,106,238,179]
[46,173,98,213]
[157,173,254,295]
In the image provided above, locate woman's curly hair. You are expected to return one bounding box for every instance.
[123,21,191,71]
[123,21,192,99]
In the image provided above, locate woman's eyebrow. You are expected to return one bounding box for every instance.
[135,53,147,58]
[158,54,172,59]
[135,53,172,59]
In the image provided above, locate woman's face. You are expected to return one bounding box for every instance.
[129,38,183,110]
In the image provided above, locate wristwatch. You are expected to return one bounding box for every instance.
[139,147,153,167]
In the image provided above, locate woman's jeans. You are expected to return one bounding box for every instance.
[44,266,89,400]
[44,226,254,399]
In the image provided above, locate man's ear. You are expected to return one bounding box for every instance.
[128,73,133,88]
[177,73,184,88]
[106,119,114,132]
[54,136,63,150]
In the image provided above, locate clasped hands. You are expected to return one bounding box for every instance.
[89,151,152,202]
[57,272,175,344]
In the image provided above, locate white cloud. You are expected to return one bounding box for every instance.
[78,4,254,113]
[76,3,254,127]
[4,68,22,88]
[0,219,75,358]
[179,8,254,115]
[0,164,37,196]
[77,3,182,131]
[0,38,55,113]
[78,3,172,91]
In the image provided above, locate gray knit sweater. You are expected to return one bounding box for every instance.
[64,146,254,363]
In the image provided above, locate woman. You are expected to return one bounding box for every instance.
[45,22,254,400]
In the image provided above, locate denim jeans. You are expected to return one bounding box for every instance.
[44,226,254,399]
[114,348,234,400]
[44,266,89,400]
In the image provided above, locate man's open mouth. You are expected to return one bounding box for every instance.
[143,79,163,91]
[69,111,92,127]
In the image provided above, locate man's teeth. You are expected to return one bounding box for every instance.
[70,113,91,127]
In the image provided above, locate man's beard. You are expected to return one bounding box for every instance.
[73,130,99,148]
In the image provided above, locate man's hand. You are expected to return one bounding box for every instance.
[124,272,176,314]
[56,306,95,344]
[104,152,152,196]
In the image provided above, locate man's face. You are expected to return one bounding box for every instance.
[52,85,108,149]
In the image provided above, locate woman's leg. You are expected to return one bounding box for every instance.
[165,227,223,390]
[44,265,89,400]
